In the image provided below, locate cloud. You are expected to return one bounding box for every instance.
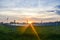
[55,10,60,15]
[0,8,60,22]
[47,5,60,15]
[0,0,39,8]
[55,5,60,15]
[0,0,59,9]
[55,5,60,9]
[0,0,60,22]
[47,10,55,12]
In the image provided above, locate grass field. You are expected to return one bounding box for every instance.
[0,24,60,40]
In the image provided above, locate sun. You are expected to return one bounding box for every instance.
[18,19,40,40]
[28,21,32,24]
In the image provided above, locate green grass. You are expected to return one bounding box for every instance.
[17,26,57,34]
[0,24,60,40]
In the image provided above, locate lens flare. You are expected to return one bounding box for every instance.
[18,19,40,40]
[30,23,40,40]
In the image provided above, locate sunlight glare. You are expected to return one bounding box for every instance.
[18,18,40,40]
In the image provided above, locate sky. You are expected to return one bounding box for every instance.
[0,0,60,23]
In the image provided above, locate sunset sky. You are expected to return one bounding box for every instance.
[0,0,60,23]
